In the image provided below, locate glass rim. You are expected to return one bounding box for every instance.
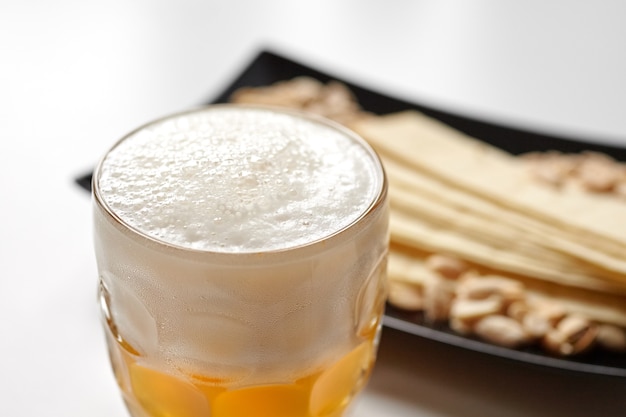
[92,103,388,259]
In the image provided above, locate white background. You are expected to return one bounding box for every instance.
[1,1,625,416]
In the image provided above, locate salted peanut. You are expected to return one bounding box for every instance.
[521,311,552,339]
[522,151,578,187]
[542,331,566,355]
[317,81,357,109]
[230,77,368,124]
[304,81,365,123]
[615,181,626,199]
[543,315,597,356]
[575,152,621,192]
[387,281,424,312]
[230,77,323,108]
[528,299,567,325]
[474,315,529,348]
[533,163,570,187]
[506,300,529,321]
[423,276,456,323]
[449,317,472,335]
[596,324,626,352]
[449,296,503,322]
[505,300,552,339]
[285,76,324,101]
[424,254,469,280]
[456,274,525,303]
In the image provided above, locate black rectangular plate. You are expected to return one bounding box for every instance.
[77,49,626,378]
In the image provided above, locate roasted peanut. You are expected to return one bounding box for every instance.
[543,315,597,356]
[456,274,524,303]
[388,281,424,311]
[596,324,626,352]
[527,299,566,325]
[506,300,529,321]
[575,152,621,192]
[523,151,577,187]
[615,181,626,199]
[425,254,469,280]
[474,315,529,348]
[449,317,473,335]
[423,276,456,323]
[506,300,552,339]
[449,296,503,322]
[521,310,552,339]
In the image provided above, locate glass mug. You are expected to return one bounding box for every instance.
[92,105,389,417]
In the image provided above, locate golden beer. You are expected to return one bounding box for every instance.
[93,105,389,417]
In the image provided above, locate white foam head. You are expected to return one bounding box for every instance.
[97,105,384,253]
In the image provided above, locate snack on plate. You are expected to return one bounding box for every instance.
[520,150,626,196]
[230,76,371,124]
[230,77,626,356]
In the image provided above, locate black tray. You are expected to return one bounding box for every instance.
[76,49,626,378]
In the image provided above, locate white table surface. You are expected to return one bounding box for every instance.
[1,1,625,416]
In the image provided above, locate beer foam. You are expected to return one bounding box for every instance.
[98,106,382,252]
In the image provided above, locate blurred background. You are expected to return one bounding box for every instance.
[1,1,625,416]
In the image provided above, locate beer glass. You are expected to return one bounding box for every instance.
[92,105,389,417]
